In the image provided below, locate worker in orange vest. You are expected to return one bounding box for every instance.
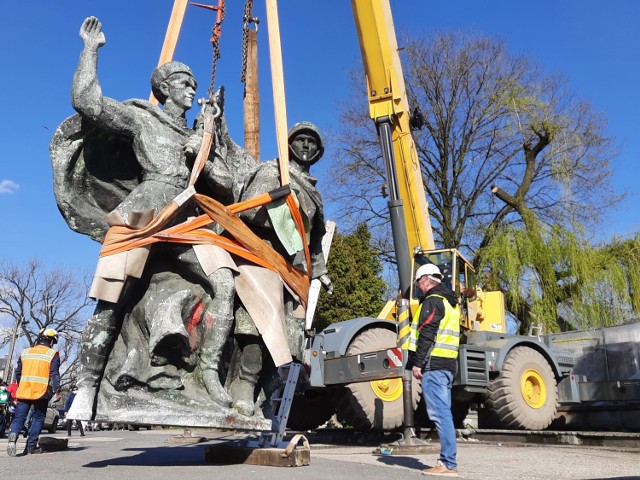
[6,328,60,456]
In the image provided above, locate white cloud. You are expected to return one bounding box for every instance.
[0,180,19,194]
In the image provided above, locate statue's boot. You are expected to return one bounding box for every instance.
[200,313,234,407]
[230,341,262,416]
[68,303,119,420]
[68,363,104,420]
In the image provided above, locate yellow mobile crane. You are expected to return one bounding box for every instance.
[123,0,580,434]
[289,0,581,432]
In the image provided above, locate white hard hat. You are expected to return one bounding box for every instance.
[415,263,442,282]
[39,328,59,344]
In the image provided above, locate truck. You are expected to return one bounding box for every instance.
[286,0,582,433]
[284,0,640,435]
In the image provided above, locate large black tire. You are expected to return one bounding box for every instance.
[286,388,336,431]
[415,398,471,429]
[0,415,6,438]
[483,346,558,430]
[335,328,420,431]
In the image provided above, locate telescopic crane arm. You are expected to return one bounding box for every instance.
[350,0,434,296]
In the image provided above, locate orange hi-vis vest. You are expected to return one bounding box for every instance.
[16,345,57,400]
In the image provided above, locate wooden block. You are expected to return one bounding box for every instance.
[166,434,207,445]
[204,444,310,467]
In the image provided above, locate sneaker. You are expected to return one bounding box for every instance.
[6,432,17,457]
[24,447,43,455]
[422,459,459,477]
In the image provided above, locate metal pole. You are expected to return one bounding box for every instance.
[377,119,412,298]
[244,28,260,161]
[2,315,22,383]
[386,299,429,448]
[398,299,417,443]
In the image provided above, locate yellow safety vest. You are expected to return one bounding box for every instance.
[16,345,57,400]
[406,294,460,359]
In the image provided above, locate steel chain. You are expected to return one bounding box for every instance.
[208,1,226,100]
[240,0,256,85]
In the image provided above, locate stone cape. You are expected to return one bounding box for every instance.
[93,259,274,429]
[51,103,142,243]
[50,98,256,242]
[50,101,292,429]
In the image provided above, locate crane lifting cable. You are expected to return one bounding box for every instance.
[149,0,189,105]
[264,0,312,274]
[191,0,226,102]
[195,0,311,273]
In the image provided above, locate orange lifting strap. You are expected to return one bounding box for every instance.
[99,106,311,306]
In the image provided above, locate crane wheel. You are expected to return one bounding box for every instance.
[415,399,471,429]
[483,346,558,430]
[335,328,420,431]
[286,388,336,431]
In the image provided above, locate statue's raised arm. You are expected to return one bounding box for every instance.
[72,17,106,118]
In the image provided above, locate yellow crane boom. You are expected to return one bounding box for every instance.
[350,0,434,253]
[350,0,434,296]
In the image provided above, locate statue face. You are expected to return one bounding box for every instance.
[165,73,197,111]
[290,133,318,163]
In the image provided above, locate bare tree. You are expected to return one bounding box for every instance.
[0,259,93,386]
[328,32,620,265]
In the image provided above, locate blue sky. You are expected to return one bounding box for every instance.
[1,0,638,279]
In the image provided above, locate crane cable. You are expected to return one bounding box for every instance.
[191,0,226,102]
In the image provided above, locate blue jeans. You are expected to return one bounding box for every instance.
[421,369,457,470]
[10,399,48,450]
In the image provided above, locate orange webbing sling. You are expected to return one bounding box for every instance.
[98,107,311,307]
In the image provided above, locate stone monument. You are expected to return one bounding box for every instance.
[50,16,330,429]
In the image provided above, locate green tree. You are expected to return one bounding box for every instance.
[328,32,620,262]
[327,31,628,331]
[314,224,387,331]
[479,209,640,333]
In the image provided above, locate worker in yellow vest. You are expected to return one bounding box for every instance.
[6,328,61,457]
[408,264,460,477]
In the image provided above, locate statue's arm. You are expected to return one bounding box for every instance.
[71,17,105,118]
[199,150,236,205]
[187,111,236,204]
[71,17,137,133]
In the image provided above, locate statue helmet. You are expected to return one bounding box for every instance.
[288,121,324,167]
[150,61,196,104]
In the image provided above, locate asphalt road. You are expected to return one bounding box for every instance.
[0,429,638,480]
